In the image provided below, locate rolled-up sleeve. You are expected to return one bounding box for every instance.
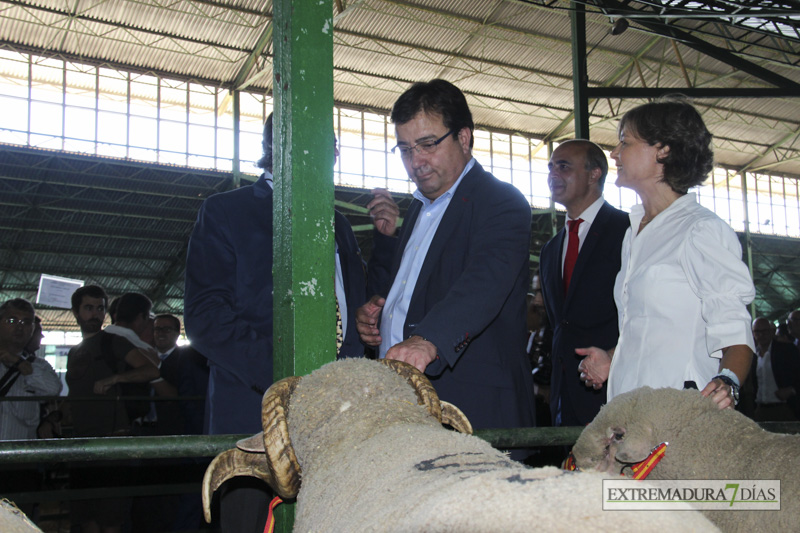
[681,217,755,355]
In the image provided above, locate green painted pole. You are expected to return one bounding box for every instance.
[273,0,335,529]
[740,170,756,317]
[0,435,244,464]
[570,1,589,140]
[2,422,798,465]
[233,90,241,188]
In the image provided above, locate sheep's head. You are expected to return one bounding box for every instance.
[571,386,703,475]
[201,359,472,522]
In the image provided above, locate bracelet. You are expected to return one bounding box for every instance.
[712,374,740,405]
[715,367,740,388]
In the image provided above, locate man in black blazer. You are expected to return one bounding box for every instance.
[185,114,396,531]
[539,140,628,427]
[749,317,799,421]
[356,80,535,453]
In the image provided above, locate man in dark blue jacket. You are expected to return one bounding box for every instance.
[356,80,535,459]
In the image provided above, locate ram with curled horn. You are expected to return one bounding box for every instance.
[203,359,717,532]
[202,358,469,505]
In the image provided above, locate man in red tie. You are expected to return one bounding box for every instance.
[539,140,629,427]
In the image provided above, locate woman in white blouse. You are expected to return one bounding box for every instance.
[577,99,755,409]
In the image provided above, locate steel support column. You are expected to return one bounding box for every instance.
[232,90,241,188]
[570,1,589,140]
[740,170,756,318]
[272,1,335,529]
[547,141,557,238]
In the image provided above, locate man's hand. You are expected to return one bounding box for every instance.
[368,188,400,237]
[94,374,119,395]
[385,335,437,373]
[576,346,612,389]
[356,295,385,346]
[0,350,32,375]
[701,378,735,410]
[775,387,796,402]
[16,359,33,376]
[0,349,18,368]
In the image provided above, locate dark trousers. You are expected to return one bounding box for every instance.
[219,477,270,533]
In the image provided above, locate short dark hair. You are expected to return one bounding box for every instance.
[618,97,713,194]
[71,285,108,311]
[115,292,152,324]
[154,313,181,333]
[108,296,119,324]
[256,112,274,172]
[390,79,474,149]
[559,139,609,188]
[0,298,35,317]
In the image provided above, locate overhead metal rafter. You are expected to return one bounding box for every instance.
[516,0,800,62]
[593,0,800,92]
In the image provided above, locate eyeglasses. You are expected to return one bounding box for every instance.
[391,130,455,159]
[2,317,34,327]
[154,327,178,333]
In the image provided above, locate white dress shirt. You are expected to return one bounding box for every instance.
[560,195,605,271]
[379,158,475,358]
[608,193,755,401]
[756,343,782,405]
[0,356,63,440]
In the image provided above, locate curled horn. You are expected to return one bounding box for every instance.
[379,359,442,421]
[202,376,303,523]
[379,359,472,434]
[201,448,273,523]
[259,376,303,498]
[441,401,473,435]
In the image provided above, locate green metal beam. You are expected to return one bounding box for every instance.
[232,90,241,188]
[0,421,797,465]
[272,0,336,380]
[273,0,335,528]
[232,20,274,91]
[741,126,800,173]
[741,170,756,318]
[570,1,589,140]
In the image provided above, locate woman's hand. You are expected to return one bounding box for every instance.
[701,378,735,410]
[576,347,612,389]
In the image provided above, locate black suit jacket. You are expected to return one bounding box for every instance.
[540,201,628,426]
[186,177,390,434]
[336,210,395,359]
[185,176,274,435]
[159,345,210,435]
[751,340,800,418]
[384,162,535,433]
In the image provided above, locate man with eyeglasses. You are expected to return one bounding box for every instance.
[151,313,208,436]
[0,298,62,440]
[747,317,799,422]
[356,79,535,460]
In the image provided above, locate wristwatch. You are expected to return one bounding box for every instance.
[713,374,740,405]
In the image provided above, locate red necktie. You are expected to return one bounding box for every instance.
[563,218,583,294]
